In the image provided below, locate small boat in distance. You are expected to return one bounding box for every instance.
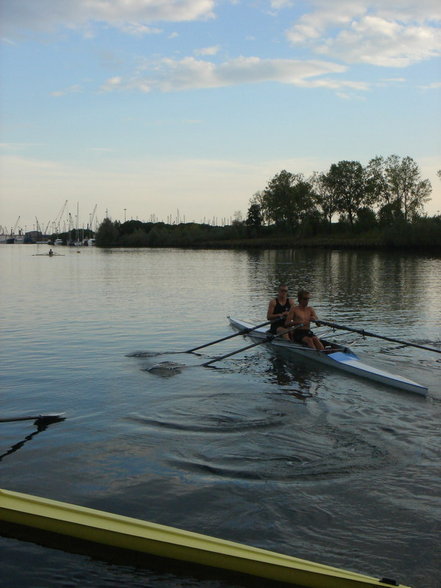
[229,317,428,396]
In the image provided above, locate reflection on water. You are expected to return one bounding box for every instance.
[247,249,440,328]
[1,244,441,588]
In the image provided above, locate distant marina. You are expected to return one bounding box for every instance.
[0,233,96,247]
[0,201,98,246]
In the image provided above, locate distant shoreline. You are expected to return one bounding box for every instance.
[97,236,441,254]
[51,215,441,254]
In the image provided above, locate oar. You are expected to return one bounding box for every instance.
[202,324,301,367]
[314,320,441,354]
[186,319,276,353]
[0,413,65,425]
[131,319,277,357]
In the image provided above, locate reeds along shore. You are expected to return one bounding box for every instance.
[92,216,441,252]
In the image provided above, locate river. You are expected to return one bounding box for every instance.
[1,244,440,588]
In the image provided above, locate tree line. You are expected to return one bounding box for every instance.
[247,155,432,232]
[95,218,244,248]
[95,155,441,250]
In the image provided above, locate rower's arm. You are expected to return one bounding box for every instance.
[267,299,277,320]
[286,307,300,326]
[310,308,321,326]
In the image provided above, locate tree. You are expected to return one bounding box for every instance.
[322,161,370,226]
[95,218,120,247]
[356,207,377,232]
[377,200,404,227]
[119,220,145,235]
[232,210,243,224]
[365,156,390,207]
[310,171,337,227]
[246,203,263,228]
[384,155,431,221]
[261,170,316,231]
[248,191,268,223]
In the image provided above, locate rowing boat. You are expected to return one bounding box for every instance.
[229,317,428,396]
[0,488,409,588]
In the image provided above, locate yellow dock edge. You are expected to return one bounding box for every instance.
[0,489,410,588]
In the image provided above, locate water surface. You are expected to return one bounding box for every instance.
[1,245,440,588]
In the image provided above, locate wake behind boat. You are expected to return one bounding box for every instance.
[229,317,428,396]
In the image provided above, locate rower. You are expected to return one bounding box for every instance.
[285,290,325,350]
[267,284,294,340]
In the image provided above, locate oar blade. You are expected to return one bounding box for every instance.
[146,361,186,376]
[0,413,65,425]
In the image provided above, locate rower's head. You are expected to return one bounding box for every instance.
[278,284,288,296]
[297,289,310,305]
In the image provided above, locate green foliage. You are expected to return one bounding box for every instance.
[123,229,150,247]
[367,155,431,221]
[382,216,441,249]
[377,201,404,227]
[95,218,120,247]
[310,171,336,228]
[245,204,263,238]
[120,220,145,235]
[355,207,377,232]
[322,161,369,225]
[260,170,317,231]
[246,203,263,228]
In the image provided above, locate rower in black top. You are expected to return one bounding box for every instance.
[267,284,294,340]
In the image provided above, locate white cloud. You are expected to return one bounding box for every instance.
[270,0,293,10]
[380,78,406,83]
[419,81,441,89]
[50,84,83,97]
[286,1,441,67]
[0,142,46,152]
[100,76,125,92]
[317,16,441,66]
[110,55,366,94]
[194,45,221,56]
[119,23,162,36]
[0,0,215,36]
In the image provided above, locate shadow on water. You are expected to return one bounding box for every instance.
[0,417,66,463]
[0,522,288,588]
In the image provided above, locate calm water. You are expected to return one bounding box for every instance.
[1,244,440,588]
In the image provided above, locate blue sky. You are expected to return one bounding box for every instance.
[1,0,440,233]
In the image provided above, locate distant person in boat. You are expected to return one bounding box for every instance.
[267,284,294,340]
[286,290,324,350]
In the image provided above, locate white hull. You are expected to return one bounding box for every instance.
[229,317,428,396]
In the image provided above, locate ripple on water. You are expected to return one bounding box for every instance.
[146,417,392,483]
[128,413,285,433]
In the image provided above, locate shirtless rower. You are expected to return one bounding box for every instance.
[285,290,324,350]
[267,284,294,340]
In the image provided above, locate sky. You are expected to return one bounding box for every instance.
[1,0,440,233]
